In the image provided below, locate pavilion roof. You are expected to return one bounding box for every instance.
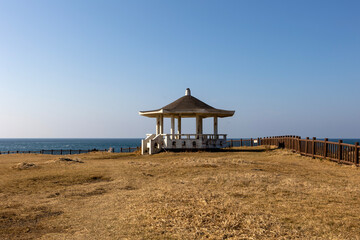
[139,89,235,118]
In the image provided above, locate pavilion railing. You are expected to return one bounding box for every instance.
[171,134,227,140]
[147,134,227,140]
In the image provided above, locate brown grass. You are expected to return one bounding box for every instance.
[1,149,360,239]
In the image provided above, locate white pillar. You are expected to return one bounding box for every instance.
[177,116,181,139]
[171,116,175,139]
[159,115,164,134]
[196,115,200,135]
[196,115,203,136]
[214,116,218,135]
[156,116,160,135]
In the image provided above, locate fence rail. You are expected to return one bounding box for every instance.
[0,147,140,155]
[260,136,359,166]
[226,138,260,147]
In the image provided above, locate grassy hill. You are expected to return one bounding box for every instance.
[1,147,359,239]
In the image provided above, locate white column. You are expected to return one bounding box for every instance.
[159,115,164,134]
[196,115,200,135]
[214,116,218,136]
[196,115,203,136]
[177,116,181,139]
[171,116,175,139]
[156,116,160,135]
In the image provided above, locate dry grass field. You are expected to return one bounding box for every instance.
[1,147,360,240]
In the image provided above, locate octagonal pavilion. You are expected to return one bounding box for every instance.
[139,88,235,155]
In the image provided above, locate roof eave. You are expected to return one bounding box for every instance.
[139,109,163,117]
[139,109,235,118]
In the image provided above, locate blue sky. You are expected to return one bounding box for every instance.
[0,0,359,138]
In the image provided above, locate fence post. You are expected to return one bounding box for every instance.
[231,139,233,147]
[286,136,289,149]
[312,137,316,159]
[304,137,309,155]
[324,138,328,159]
[257,137,260,146]
[289,136,292,149]
[250,138,253,147]
[240,139,243,146]
[338,140,343,163]
[292,136,296,150]
[288,136,291,149]
[296,136,299,150]
[298,136,301,153]
[295,136,298,151]
[120,147,123,152]
[283,136,285,148]
[355,142,359,165]
[60,149,63,155]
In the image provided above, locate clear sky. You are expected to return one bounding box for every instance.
[0,0,359,138]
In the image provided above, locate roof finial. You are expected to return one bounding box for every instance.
[185,88,191,96]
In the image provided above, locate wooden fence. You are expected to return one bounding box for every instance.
[260,136,359,166]
[227,138,261,147]
[0,147,140,155]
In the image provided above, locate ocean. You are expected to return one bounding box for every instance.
[0,138,142,153]
[317,139,360,145]
[0,138,359,153]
